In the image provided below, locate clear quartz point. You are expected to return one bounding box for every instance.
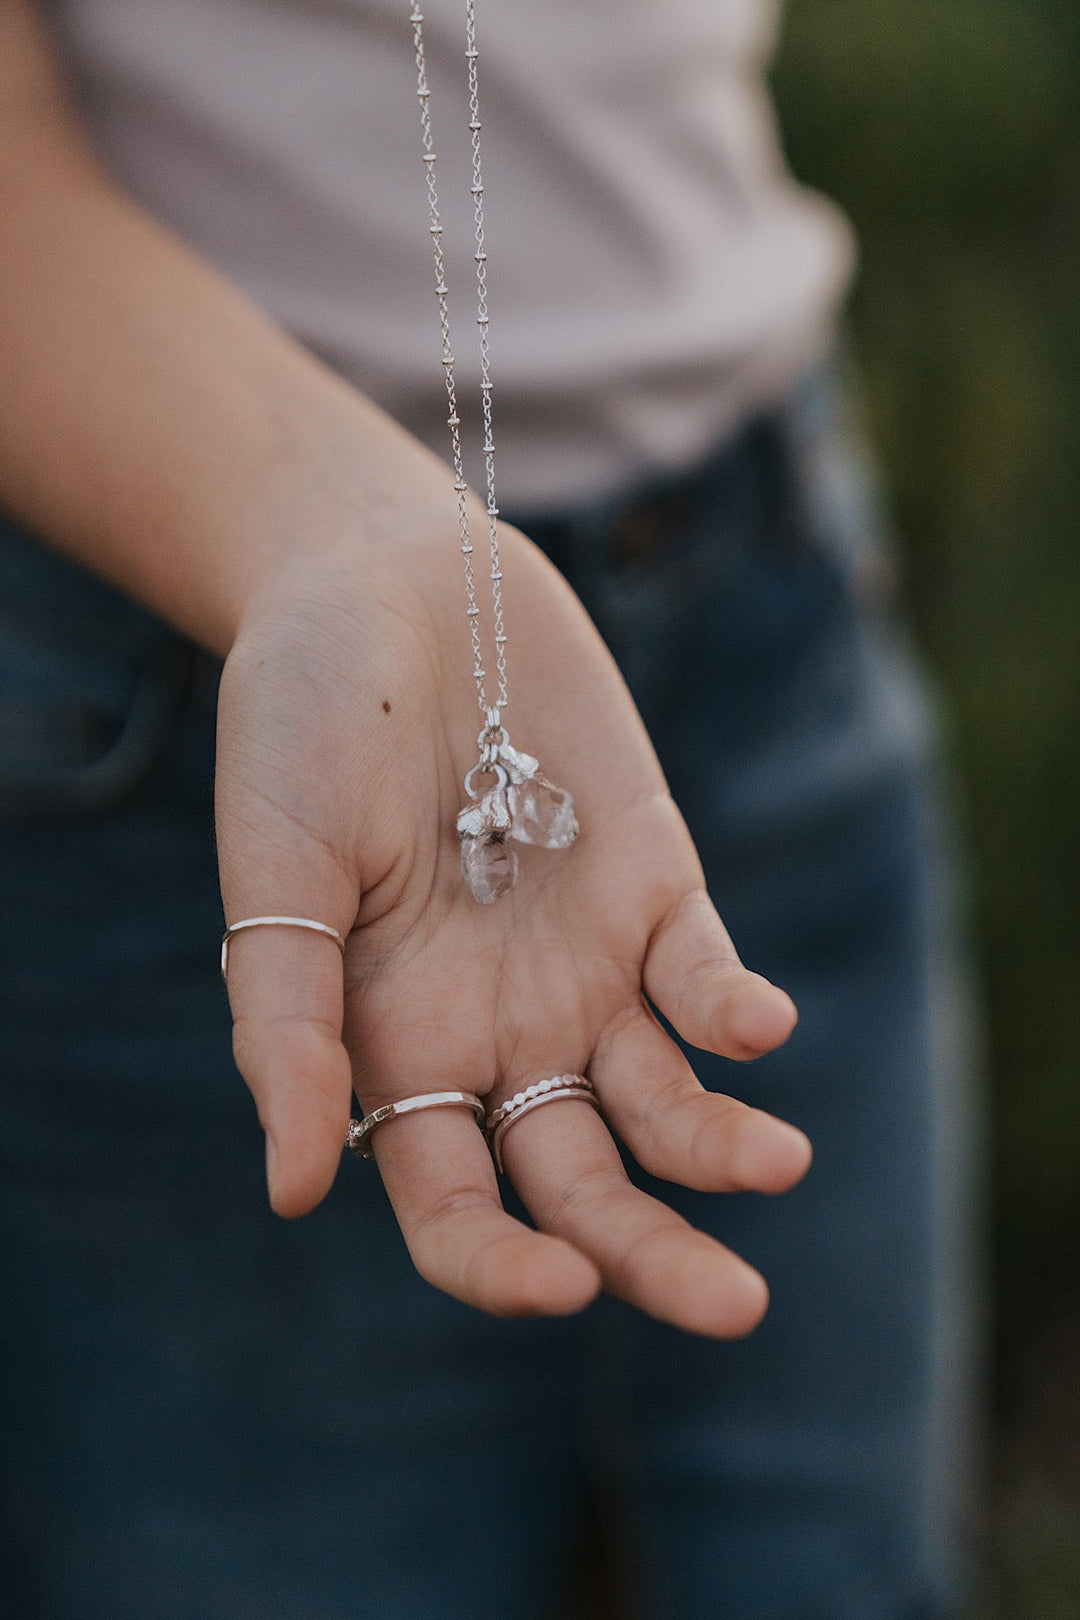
[457,786,518,903]
[460,832,519,904]
[507,775,579,849]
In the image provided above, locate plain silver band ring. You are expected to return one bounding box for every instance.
[490,1083,600,1174]
[347,1091,487,1160]
[220,916,347,984]
[484,1074,594,1134]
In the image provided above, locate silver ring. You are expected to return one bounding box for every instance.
[347,1091,487,1160]
[220,916,347,983]
[486,1075,599,1173]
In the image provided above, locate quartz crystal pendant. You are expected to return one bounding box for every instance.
[507,775,579,848]
[460,830,519,904]
[457,785,517,904]
[456,732,578,902]
[497,743,540,784]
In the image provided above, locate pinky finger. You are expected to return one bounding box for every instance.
[644,890,798,1060]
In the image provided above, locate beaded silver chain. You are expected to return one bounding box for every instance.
[408,0,578,904]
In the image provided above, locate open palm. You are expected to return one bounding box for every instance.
[216,519,810,1336]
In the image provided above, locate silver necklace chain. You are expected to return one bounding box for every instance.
[408,0,579,903]
[410,0,507,725]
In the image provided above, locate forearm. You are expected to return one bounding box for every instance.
[0,0,453,656]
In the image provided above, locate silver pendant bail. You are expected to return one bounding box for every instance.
[477,705,506,767]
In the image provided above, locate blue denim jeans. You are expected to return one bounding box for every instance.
[0,372,978,1618]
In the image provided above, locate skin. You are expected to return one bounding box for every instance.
[1,0,812,1336]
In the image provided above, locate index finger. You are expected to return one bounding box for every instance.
[216,768,360,1217]
[223,904,355,1217]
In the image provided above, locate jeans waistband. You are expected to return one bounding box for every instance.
[505,358,883,586]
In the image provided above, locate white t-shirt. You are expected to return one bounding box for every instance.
[48,0,856,508]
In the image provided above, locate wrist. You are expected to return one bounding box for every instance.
[205,366,467,656]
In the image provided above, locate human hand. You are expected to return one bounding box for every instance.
[0,21,806,1332]
[216,505,810,1338]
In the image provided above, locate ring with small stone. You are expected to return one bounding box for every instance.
[485,1075,600,1173]
[347,1091,487,1160]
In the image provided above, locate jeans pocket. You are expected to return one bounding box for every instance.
[0,519,192,816]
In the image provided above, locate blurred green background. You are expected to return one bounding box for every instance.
[773,2,1080,1613]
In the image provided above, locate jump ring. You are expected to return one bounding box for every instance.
[463,761,509,800]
